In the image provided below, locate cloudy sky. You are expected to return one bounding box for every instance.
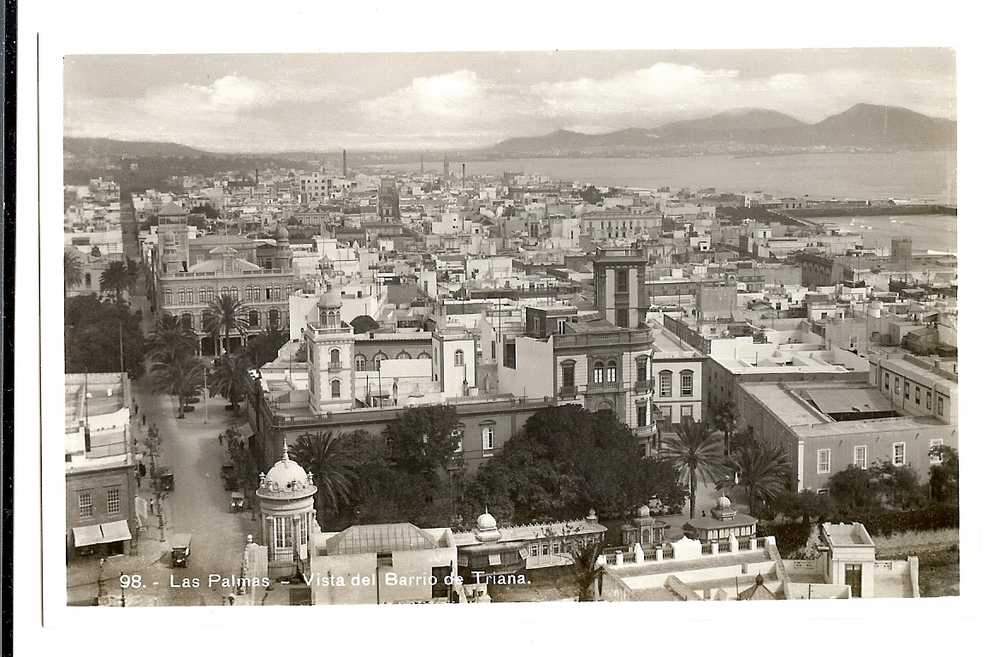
[64,49,955,152]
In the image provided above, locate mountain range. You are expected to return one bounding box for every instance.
[490,104,956,156]
[64,104,956,161]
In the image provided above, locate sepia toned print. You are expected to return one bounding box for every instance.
[62,49,957,606]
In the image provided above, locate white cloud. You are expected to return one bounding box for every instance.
[65,62,956,151]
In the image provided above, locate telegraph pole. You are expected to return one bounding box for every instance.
[203,366,208,424]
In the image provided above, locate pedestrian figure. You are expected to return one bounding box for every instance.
[138,462,146,478]
[141,413,146,426]
[218,433,224,446]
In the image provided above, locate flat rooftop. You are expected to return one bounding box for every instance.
[822,522,875,548]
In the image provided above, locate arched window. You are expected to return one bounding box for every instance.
[248,310,259,327]
[330,349,341,368]
[268,308,280,328]
[481,425,495,451]
[330,379,341,397]
[561,360,575,389]
[680,369,694,397]
[199,288,207,303]
[417,352,430,359]
[373,352,387,370]
[201,310,212,331]
[659,370,673,397]
[181,313,193,330]
[354,354,367,371]
[593,361,604,384]
[454,349,464,366]
[606,360,618,383]
[636,356,649,382]
[397,351,411,359]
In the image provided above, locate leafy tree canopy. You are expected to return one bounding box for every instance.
[64,294,145,377]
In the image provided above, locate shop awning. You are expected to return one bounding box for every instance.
[73,525,104,547]
[100,520,132,543]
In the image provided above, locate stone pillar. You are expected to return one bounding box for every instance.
[729,532,739,553]
[596,554,607,567]
[634,543,644,564]
[749,538,758,550]
[711,542,719,556]
[615,550,624,566]
[655,546,664,561]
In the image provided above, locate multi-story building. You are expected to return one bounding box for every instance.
[581,209,663,241]
[155,225,297,355]
[65,373,136,560]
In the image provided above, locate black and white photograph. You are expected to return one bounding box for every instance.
[9,2,996,656]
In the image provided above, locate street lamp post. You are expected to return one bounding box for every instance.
[119,571,126,607]
[203,366,208,424]
[97,557,106,602]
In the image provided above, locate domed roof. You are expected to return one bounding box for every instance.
[717,495,732,509]
[318,289,342,308]
[637,504,651,517]
[476,511,497,532]
[275,223,289,240]
[258,439,313,496]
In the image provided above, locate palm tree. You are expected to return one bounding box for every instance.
[64,250,83,297]
[204,294,250,356]
[571,540,605,601]
[659,418,727,519]
[289,431,359,530]
[100,260,131,303]
[148,352,205,418]
[207,352,248,411]
[709,399,737,455]
[726,441,793,516]
[146,313,198,364]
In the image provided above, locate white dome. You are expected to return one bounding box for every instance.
[258,440,312,495]
[717,495,732,509]
[637,504,651,518]
[476,511,498,532]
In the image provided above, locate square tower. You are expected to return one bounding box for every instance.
[593,248,650,329]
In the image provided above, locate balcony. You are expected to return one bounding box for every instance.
[558,385,578,400]
[327,362,345,372]
[634,380,653,395]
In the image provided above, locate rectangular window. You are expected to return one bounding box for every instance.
[557,319,567,335]
[853,445,868,470]
[659,372,672,397]
[892,442,906,466]
[904,381,910,400]
[680,404,693,418]
[816,488,829,495]
[680,371,694,397]
[529,544,539,557]
[540,542,550,556]
[915,386,921,405]
[78,491,93,519]
[927,393,933,411]
[637,404,647,427]
[894,377,899,394]
[481,426,495,451]
[106,488,121,515]
[884,377,890,392]
[616,270,629,292]
[817,449,831,474]
[936,395,944,415]
[929,439,944,464]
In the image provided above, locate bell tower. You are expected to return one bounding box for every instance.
[305,287,355,414]
[593,247,649,328]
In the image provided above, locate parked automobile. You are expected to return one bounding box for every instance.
[171,533,192,568]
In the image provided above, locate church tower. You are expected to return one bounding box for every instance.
[305,288,356,414]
